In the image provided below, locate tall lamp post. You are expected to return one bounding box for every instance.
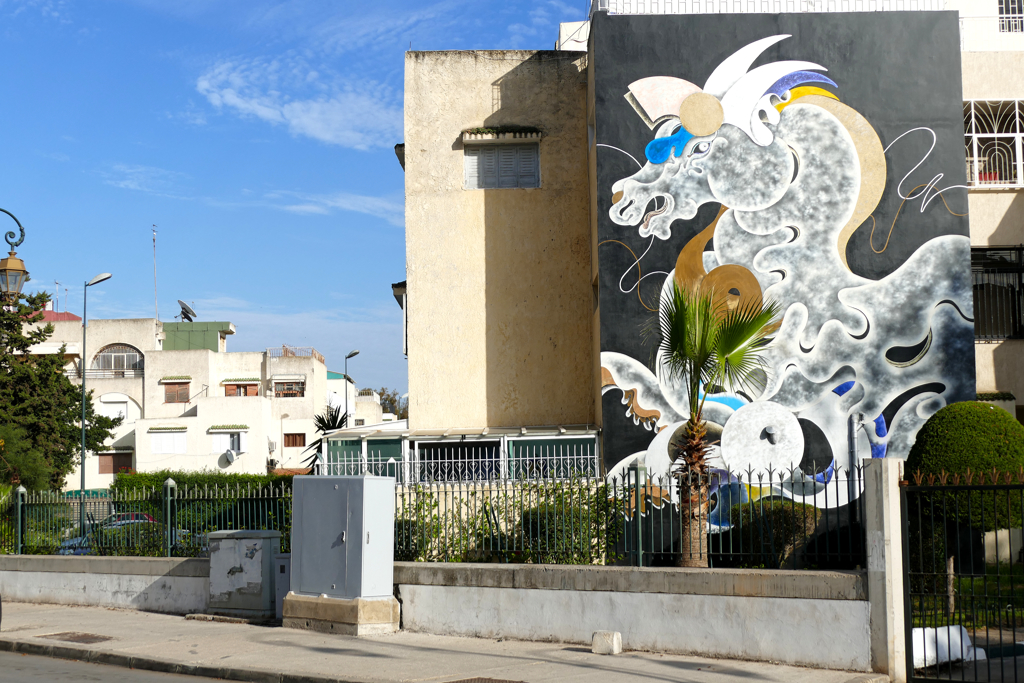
[0,209,28,303]
[79,272,112,533]
[344,349,360,428]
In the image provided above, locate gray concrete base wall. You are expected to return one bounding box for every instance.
[396,563,871,671]
[0,556,209,615]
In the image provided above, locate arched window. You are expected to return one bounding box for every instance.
[91,344,144,377]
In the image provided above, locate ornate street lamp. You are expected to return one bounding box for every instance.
[0,209,27,303]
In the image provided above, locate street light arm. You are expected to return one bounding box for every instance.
[0,208,25,249]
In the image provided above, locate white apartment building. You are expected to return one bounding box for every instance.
[26,313,383,489]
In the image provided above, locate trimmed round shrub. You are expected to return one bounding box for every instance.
[906,401,1024,479]
[907,401,1024,533]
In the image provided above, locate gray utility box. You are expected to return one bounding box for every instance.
[208,529,281,619]
[291,476,395,599]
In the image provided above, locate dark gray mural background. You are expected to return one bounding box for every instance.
[592,11,975,497]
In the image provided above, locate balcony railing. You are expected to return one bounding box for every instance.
[65,368,144,379]
[589,0,943,16]
[959,16,1024,52]
[973,247,1024,341]
[266,345,325,364]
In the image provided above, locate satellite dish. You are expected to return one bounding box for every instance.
[224,450,236,464]
[178,300,197,322]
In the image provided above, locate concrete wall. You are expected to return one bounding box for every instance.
[0,556,209,615]
[394,563,871,671]
[976,341,1024,421]
[404,50,592,431]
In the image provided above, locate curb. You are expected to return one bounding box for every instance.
[0,637,369,683]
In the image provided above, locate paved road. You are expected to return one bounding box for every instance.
[0,652,214,682]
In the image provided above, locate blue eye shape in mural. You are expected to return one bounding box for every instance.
[596,21,975,514]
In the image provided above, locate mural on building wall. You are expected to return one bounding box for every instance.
[595,13,975,512]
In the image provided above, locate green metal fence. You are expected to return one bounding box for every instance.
[0,466,864,569]
[0,481,291,557]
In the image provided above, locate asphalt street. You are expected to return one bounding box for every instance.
[0,652,213,682]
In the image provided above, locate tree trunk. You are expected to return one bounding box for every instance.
[677,478,709,568]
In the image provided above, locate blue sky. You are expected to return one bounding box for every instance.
[4,0,586,392]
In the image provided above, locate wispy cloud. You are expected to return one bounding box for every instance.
[271,190,404,226]
[99,163,190,197]
[196,57,402,150]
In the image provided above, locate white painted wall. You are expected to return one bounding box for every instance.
[0,557,209,615]
[399,585,871,671]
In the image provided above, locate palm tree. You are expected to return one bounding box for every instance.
[651,280,780,567]
[300,404,348,474]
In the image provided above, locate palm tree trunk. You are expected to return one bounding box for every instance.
[677,477,709,568]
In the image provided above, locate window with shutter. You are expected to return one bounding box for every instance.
[497,146,518,188]
[464,147,480,189]
[517,144,539,187]
[164,383,190,403]
[463,143,538,189]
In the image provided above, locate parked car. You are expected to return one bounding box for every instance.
[57,513,160,556]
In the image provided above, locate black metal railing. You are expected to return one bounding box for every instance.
[973,246,1024,341]
[903,468,1024,681]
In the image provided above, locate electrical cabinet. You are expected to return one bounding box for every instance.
[291,475,395,600]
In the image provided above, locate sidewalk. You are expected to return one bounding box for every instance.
[0,602,886,683]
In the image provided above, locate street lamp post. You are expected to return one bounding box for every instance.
[79,272,112,534]
[0,209,28,303]
[344,349,360,428]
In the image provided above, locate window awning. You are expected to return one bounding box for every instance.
[271,374,306,382]
[147,426,187,433]
[222,378,261,384]
[159,376,192,384]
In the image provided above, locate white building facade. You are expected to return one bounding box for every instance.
[29,317,335,489]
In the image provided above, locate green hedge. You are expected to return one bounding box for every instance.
[111,470,295,492]
[907,401,1024,479]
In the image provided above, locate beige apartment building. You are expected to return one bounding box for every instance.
[28,312,339,489]
[387,0,1024,481]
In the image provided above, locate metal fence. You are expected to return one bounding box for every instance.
[395,465,865,568]
[903,469,1024,682]
[324,442,601,483]
[1,465,864,570]
[973,246,1024,341]
[0,482,291,557]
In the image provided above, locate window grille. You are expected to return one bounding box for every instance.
[1001,0,1024,32]
[464,144,540,189]
[274,381,305,398]
[973,246,1024,340]
[965,101,1024,188]
[91,344,144,378]
[164,382,190,403]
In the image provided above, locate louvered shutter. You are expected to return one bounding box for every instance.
[517,145,539,188]
[239,432,248,453]
[481,147,498,188]
[226,384,237,397]
[464,147,480,189]
[497,146,518,188]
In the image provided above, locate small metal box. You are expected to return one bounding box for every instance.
[291,476,395,599]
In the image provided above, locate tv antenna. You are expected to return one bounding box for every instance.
[177,300,197,323]
[54,280,60,313]
[152,225,159,321]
